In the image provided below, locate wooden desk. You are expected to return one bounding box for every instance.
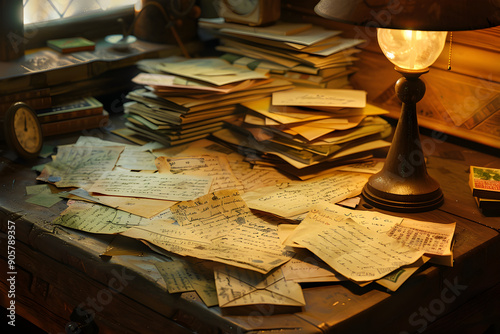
[1,128,500,334]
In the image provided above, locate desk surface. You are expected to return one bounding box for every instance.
[1,126,500,334]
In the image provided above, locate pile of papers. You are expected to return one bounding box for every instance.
[212,87,392,179]
[31,135,457,313]
[199,19,363,89]
[114,56,293,146]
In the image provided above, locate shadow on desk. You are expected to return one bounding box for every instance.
[2,307,47,333]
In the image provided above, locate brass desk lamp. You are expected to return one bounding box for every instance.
[315,0,500,212]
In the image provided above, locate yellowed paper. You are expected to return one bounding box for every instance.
[284,203,402,247]
[116,149,157,171]
[37,146,124,189]
[241,171,370,218]
[214,265,305,309]
[121,190,294,273]
[93,195,176,219]
[335,160,385,174]
[155,259,218,307]
[376,255,431,292]
[88,171,212,201]
[232,167,293,192]
[294,208,424,281]
[52,200,145,234]
[281,251,346,283]
[272,88,366,108]
[159,58,267,86]
[387,220,456,256]
[156,155,244,192]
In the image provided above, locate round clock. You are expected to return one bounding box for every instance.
[219,0,280,26]
[224,0,259,15]
[3,102,43,159]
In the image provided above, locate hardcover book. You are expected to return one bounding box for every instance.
[469,166,500,200]
[47,37,95,53]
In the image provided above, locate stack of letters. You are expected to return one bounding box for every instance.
[199,19,363,89]
[212,87,393,179]
[116,56,293,146]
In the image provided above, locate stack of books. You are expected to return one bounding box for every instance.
[199,19,363,89]
[0,88,52,118]
[469,166,500,214]
[36,96,108,137]
[212,87,392,179]
[114,56,293,146]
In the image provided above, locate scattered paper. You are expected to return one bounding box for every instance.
[52,200,145,234]
[272,88,366,108]
[121,190,294,273]
[387,220,456,256]
[26,184,52,195]
[284,204,402,247]
[293,204,424,281]
[281,251,346,283]
[241,171,370,218]
[156,155,244,192]
[37,145,124,189]
[376,255,431,291]
[88,171,212,201]
[25,192,63,208]
[155,259,218,307]
[214,265,305,310]
[159,58,267,86]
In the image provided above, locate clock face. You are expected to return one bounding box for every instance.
[13,106,41,154]
[4,102,43,159]
[224,0,258,15]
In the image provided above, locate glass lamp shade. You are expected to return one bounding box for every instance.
[377,28,447,70]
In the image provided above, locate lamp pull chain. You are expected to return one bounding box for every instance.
[447,32,453,70]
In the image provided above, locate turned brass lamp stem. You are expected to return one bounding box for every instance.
[362,67,444,212]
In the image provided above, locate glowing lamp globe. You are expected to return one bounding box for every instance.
[377,29,448,71]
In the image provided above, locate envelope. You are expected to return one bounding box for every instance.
[214,264,305,314]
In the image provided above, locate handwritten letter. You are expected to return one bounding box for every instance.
[294,204,424,281]
[242,171,370,218]
[89,171,212,201]
[37,145,124,189]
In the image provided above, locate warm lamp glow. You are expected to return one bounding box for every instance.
[377,28,447,70]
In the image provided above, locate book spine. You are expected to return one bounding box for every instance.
[38,106,103,123]
[0,96,52,117]
[0,88,51,103]
[41,112,109,137]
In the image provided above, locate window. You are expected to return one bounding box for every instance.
[24,0,137,25]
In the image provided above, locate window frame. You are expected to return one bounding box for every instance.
[24,6,136,50]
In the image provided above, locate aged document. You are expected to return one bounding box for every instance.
[52,200,145,234]
[281,251,346,283]
[214,265,305,310]
[387,219,456,256]
[155,259,218,307]
[376,255,431,291]
[293,204,424,281]
[88,171,212,201]
[284,203,402,247]
[74,135,159,170]
[37,145,124,189]
[241,171,370,218]
[65,188,175,218]
[159,57,267,86]
[155,155,244,192]
[116,149,157,171]
[272,88,366,108]
[121,190,294,273]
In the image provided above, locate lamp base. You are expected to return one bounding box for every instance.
[362,174,444,213]
[361,67,444,213]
